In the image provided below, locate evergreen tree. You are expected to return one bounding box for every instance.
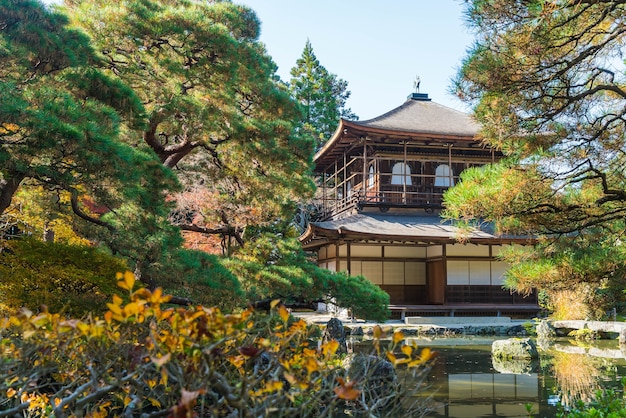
[444,0,626,317]
[0,0,178,240]
[65,0,316,250]
[289,40,357,149]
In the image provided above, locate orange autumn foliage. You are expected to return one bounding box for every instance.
[0,272,433,417]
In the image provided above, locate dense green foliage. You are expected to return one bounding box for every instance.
[65,0,316,248]
[0,238,128,315]
[445,0,626,316]
[0,0,176,222]
[226,234,390,322]
[289,40,357,148]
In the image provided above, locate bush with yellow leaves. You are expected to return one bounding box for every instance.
[0,272,433,417]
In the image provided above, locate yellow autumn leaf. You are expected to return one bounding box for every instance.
[401,344,413,357]
[148,398,161,408]
[407,348,435,368]
[106,302,122,316]
[149,287,168,304]
[305,356,319,375]
[270,299,281,309]
[278,305,290,322]
[408,359,423,368]
[263,380,284,393]
[112,294,123,306]
[6,388,16,398]
[392,330,404,344]
[321,339,339,357]
[123,271,135,290]
[386,351,398,365]
[123,302,141,317]
[76,322,90,336]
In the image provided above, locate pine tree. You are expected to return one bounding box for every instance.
[289,40,357,149]
[65,0,317,250]
[444,0,626,317]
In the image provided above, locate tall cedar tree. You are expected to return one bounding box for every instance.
[289,40,357,149]
[64,0,316,249]
[444,0,626,317]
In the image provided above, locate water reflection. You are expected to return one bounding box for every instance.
[424,343,545,417]
[549,350,601,407]
[356,337,626,418]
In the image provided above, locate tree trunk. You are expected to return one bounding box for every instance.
[0,173,25,216]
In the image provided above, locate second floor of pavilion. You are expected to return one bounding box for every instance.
[313,93,502,220]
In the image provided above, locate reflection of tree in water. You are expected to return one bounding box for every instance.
[550,351,601,407]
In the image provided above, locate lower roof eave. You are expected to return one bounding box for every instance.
[300,229,532,249]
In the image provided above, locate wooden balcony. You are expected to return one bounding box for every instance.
[357,185,446,211]
[317,184,448,220]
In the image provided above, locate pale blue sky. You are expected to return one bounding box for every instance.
[236,1,476,119]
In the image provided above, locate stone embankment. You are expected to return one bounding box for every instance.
[294,312,530,337]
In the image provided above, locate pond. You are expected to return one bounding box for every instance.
[356,336,626,417]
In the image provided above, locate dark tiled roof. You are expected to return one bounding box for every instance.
[313,94,483,168]
[301,212,526,247]
[350,96,480,137]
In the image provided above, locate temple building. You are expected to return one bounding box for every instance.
[299,93,539,317]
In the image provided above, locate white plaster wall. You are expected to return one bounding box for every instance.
[447,260,470,285]
[351,245,382,257]
[447,244,490,257]
[469,261,492,285]
[385,246,426,258]
[427,245,443,258]
[491,261,509,285]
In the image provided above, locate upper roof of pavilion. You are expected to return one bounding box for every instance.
[314,93,483,170]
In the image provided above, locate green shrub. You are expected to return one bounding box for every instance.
[0,238,128,316]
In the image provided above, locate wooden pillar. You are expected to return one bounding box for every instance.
[343,152,347,205]
[334,160,338,203]
[403,141,407,202]
[322,168,327,214]
[448,144,453,186]
[362,138,367,195]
